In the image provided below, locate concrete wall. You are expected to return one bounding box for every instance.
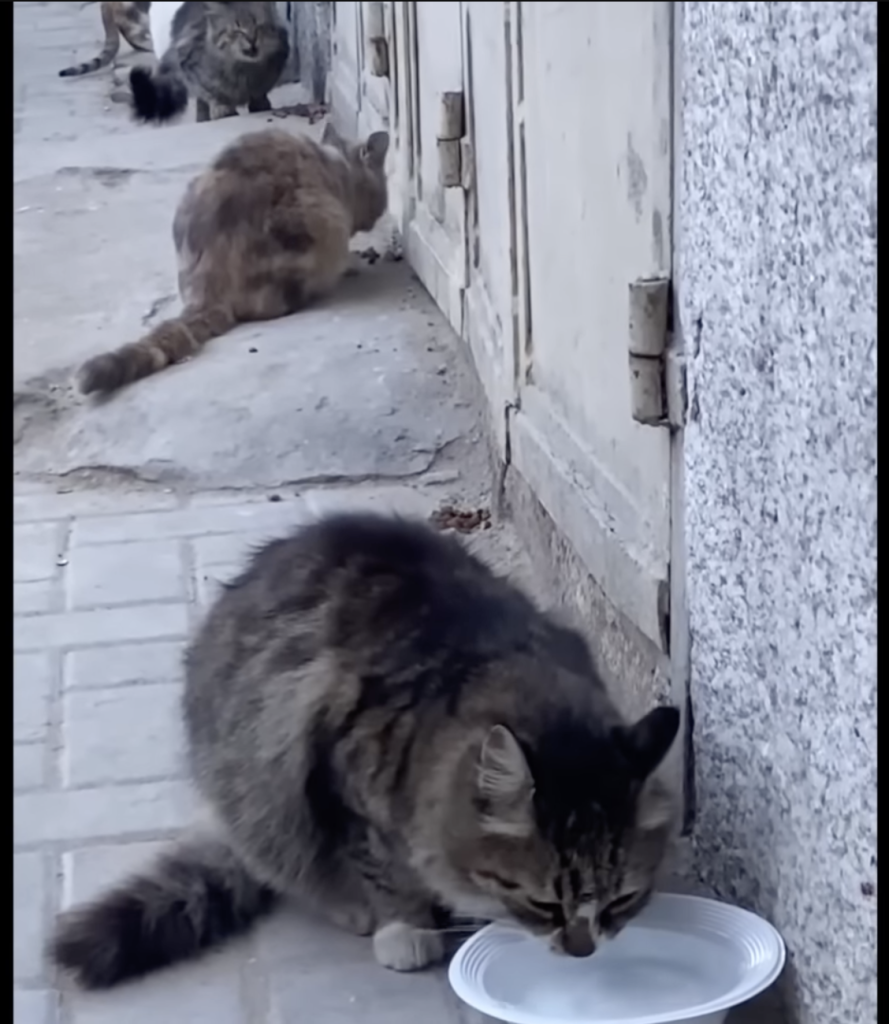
[674,4,877,1022]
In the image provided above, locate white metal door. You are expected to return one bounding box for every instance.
[329,2,362,135]
[511,1,673,649]
[461,1,522,453]
[402,0,467,333]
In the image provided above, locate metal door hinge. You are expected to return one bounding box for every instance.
[364,1,389,76]
[437,91,470,190]
[627,278,686,428]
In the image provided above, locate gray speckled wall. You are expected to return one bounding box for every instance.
[674,3,876,1022]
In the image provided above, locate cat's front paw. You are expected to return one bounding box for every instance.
[372,921,444,972]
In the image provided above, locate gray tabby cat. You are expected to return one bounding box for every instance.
[49,512,681,989]
[131,1,288,123]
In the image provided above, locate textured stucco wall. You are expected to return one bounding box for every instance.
[675,3,876,1022]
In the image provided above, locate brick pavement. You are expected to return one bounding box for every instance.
[13,483,477,1024]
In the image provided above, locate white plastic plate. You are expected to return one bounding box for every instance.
[448,893,785,1024]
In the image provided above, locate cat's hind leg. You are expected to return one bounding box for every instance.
[195,98,210,122]
[248,94,273,113]
[295,859,377,936]
[209,100,238,120]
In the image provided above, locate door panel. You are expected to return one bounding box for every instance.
[463,1,520,450]
[402,1,467,332]
[512,1,673,648]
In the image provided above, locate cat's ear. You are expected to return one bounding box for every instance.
[613,706,680,780]
[476,725,534,838]
[360,131,390,168]
[322,122,348,153]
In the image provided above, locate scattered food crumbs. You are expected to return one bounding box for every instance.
[358,247,380,265]
[268,494,282,503]
[861,881,875,897]
[430,505,492,534]
[249,347,258,353]
[56,557,69,567]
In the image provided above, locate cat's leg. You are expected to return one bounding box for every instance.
[311,883,376,937]
[294,857,377,936]
[373,919,446,972]
[195,98,211,123]
[208,100,239,120]
[363,872,447,971]
[247,94,273,113]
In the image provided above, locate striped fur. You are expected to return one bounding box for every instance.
[59,2,152,78]
[49,513,680,988]
[77,124,389,396]
[130,1,288,124]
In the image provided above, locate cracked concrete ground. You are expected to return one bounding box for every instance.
[14,2,485,495]
[14,4,783,1023]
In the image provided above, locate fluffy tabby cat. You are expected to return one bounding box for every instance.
[77,122,390,395]
[130,1,288,123]
[50,512,680,989]
[59,2,152,78]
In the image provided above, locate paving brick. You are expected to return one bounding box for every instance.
[259,912,458,1024]
[14,603,190,652]
[14,989,55,1024]
[62,684,184,786]
[14,780,195,847]
[14,488,179,523]
[61,841,165,908]
[72,500,308,547]
[15,579,61,615]
[14,653,54,743]
[303,485,438,519]
[14,522,64,583]
[196,562,241,608]
[190,531,266,608]
[15,744,46,792]
[192,530,273,570]
[67,540,186,609]
[14,852,46,981]
[266,944,456,1023]
[66,946,248,1024]
[65,640,185,690]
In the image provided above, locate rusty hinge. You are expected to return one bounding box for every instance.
[627,278,686,428]
[437,91,472,190]
[364,1,389,76]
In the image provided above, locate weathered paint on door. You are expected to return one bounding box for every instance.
[509,0,673,648]
[462,2,522,452]
[329,0,674,651]
[401,0,467,333]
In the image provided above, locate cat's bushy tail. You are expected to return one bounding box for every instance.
[129,55,189,122]
[77,305,237,395]
[49,833,277,990]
